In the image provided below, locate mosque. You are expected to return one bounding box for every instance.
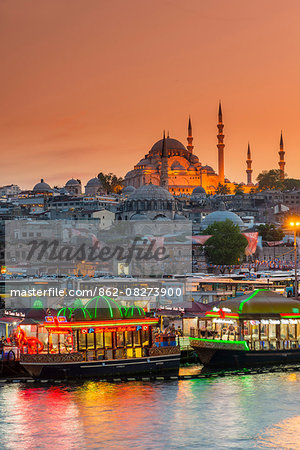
[31,103,286,200]
[124,103,286,196]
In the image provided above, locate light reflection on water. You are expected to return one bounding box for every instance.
[0,369,300,449]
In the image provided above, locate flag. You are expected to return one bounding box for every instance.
[188,235,212,245]
[242,232,258,256]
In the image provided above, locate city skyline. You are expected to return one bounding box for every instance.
[1,0,300,189]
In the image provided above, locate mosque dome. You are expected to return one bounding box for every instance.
[66,178,80,186]
[187,165,196,171]
[201,206,245,229]
[190,155,199,164]
[129,184,173,201]
[171,161,186,170]
[201,165,215,174]
[192,186,206,195]
[86,177,102,187]
[150,138,186,155]
[84,296,123,320]
[136,158,154,168]
[122,186,136,195]
[33,179,52,192]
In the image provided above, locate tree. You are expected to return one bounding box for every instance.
[97,172,124,194]
[256,169,283,191]
[257,224,284,241]
[215,183,230,195]
[234,183,244,195]
[203,220,248,265]
[282,178,300,191]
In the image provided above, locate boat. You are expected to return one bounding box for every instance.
[16,297,180,380]
[190,289,300,369]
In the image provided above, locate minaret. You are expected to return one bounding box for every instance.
[160,131,169,189]
[187,116,194,153]
[278,131,285,181]
[217,101,225,183]
[246,142,253,185]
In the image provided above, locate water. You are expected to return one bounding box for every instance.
[0,368,300,449]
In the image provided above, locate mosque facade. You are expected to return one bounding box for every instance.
[124,104,286,196]
[124,103,233,195]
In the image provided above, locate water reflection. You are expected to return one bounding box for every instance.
[0,370,300,448]
[257,416,300,449]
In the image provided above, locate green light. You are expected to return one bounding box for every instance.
[238,289,269,313]
[189,337,250,351]
[103,297,113,319]
[33,298,43,309]
[103,296,124,317]
[57,307,74,319]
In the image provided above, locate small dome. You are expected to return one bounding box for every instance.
[85,296,123,320]
[86,177,102,187]
[154,215,169,221]
[130,213,148,220]
[171,161,186,170]
[122,186,136,195]
[57,307,74,321]
[73,307,92,321]
[150,137,186,154]
[136,158,154,168]
[201,165,215,174]
[33,179,52,192]
[66,178,80,186]
[190,155,200,164]
[33,298,44,309]
[125,305,145,319]
[129,184,173,201]
[174,213,186,220]
[192,186,206,195]
[201,209,245,229]
[187,165,196,171]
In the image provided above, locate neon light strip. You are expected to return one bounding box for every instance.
[205,313,239,319]
[280,315,300,319]
[189,337,249,351]
[44,319,158,329]
[238,289,269,313]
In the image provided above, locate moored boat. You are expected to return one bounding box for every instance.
[17,297,180,380]
[190,289,300,369]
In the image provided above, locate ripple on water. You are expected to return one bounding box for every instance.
[0,370,299,448]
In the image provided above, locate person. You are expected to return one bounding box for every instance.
[170,323,176,335]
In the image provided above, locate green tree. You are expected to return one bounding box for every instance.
[203,220,248,265]
[282,178,300,191]
[97,172,124,194]
[256,169,283,191]
[215,183,230,195]
[234,183,244,195]
[257,224,284,241]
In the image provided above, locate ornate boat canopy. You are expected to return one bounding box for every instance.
[205,289,300,319]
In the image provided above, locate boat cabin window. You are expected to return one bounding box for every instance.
[96,333,104,348]
[116,331,124,347]
[133,330,141,346]
[104,332,112,348]
[125,331,133,347]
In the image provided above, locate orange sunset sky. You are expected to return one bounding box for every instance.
[1,0,300,190]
